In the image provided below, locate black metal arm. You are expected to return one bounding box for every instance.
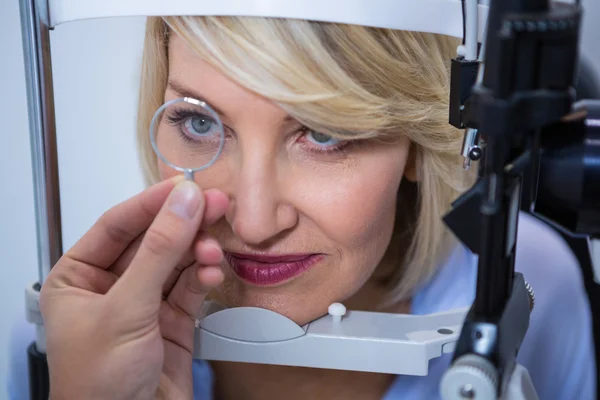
[444,0,600,397]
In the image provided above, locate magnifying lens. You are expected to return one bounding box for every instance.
[150,97,225,180]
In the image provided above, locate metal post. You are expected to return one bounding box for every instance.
[19,1,62,397]
[18,0,63,285]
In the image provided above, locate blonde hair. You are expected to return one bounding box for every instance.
[136,16,475,305]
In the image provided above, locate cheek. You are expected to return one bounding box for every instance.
[273,150,407,320]
[158,161,177,180]
[311,179,397,259]
[293,153,406,258]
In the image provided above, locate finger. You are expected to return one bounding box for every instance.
[45,260,118,294]
[167,265,224,323]
[110,233,222,298]
[162,251,196,297]
[109,191,228,298]
[162,234,222,297]
[107,232,195,300]
[201,189,229,225]
[112,181,212,303]
[65,176,184,269]
[194,235,224,266]
[161,192,227,294]
[108,233,195,278]
[163,265,224,348]
[107,189,227,277]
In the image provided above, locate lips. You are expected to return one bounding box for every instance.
[224,252,323,286]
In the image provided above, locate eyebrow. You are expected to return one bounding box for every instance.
[167,79,230,119]
[167,79,295,124]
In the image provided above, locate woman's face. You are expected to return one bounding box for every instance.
[157,35,413,325]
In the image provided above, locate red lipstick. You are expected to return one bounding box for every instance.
[224,252,323,286]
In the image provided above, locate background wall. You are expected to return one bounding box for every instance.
[0,0,599,398]
[1,2,147,398]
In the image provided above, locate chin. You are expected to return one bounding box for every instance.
[210,280,341,326]
[208,254,374,325]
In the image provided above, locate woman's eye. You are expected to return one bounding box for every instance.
[185,116,214,136]
[304,130,341,147]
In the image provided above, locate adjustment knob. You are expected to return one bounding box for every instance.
[440,355,498,400]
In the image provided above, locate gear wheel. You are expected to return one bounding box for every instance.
[525,281,535,311]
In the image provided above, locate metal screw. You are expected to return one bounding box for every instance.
[460,384,476,399]
[469,146,483,161]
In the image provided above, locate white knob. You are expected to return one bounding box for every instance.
[456,44,467,58]
[328,303,346,323]
[440,355,498,400]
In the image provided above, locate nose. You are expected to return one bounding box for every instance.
[226,153,298,246]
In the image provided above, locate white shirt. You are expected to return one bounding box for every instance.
[7,213,597,399]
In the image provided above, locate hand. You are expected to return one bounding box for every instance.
[39,177,229,400]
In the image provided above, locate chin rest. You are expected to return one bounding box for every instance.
[193,301,468,376]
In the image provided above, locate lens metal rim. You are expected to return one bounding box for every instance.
[149,97,226,177]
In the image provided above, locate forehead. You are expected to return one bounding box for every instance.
[166,34,290,121]
[168,34,201,67]
[167,35,224,86]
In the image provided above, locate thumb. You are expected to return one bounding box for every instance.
[111,180,205,305]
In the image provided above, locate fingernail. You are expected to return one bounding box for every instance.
[169,181,202,219]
